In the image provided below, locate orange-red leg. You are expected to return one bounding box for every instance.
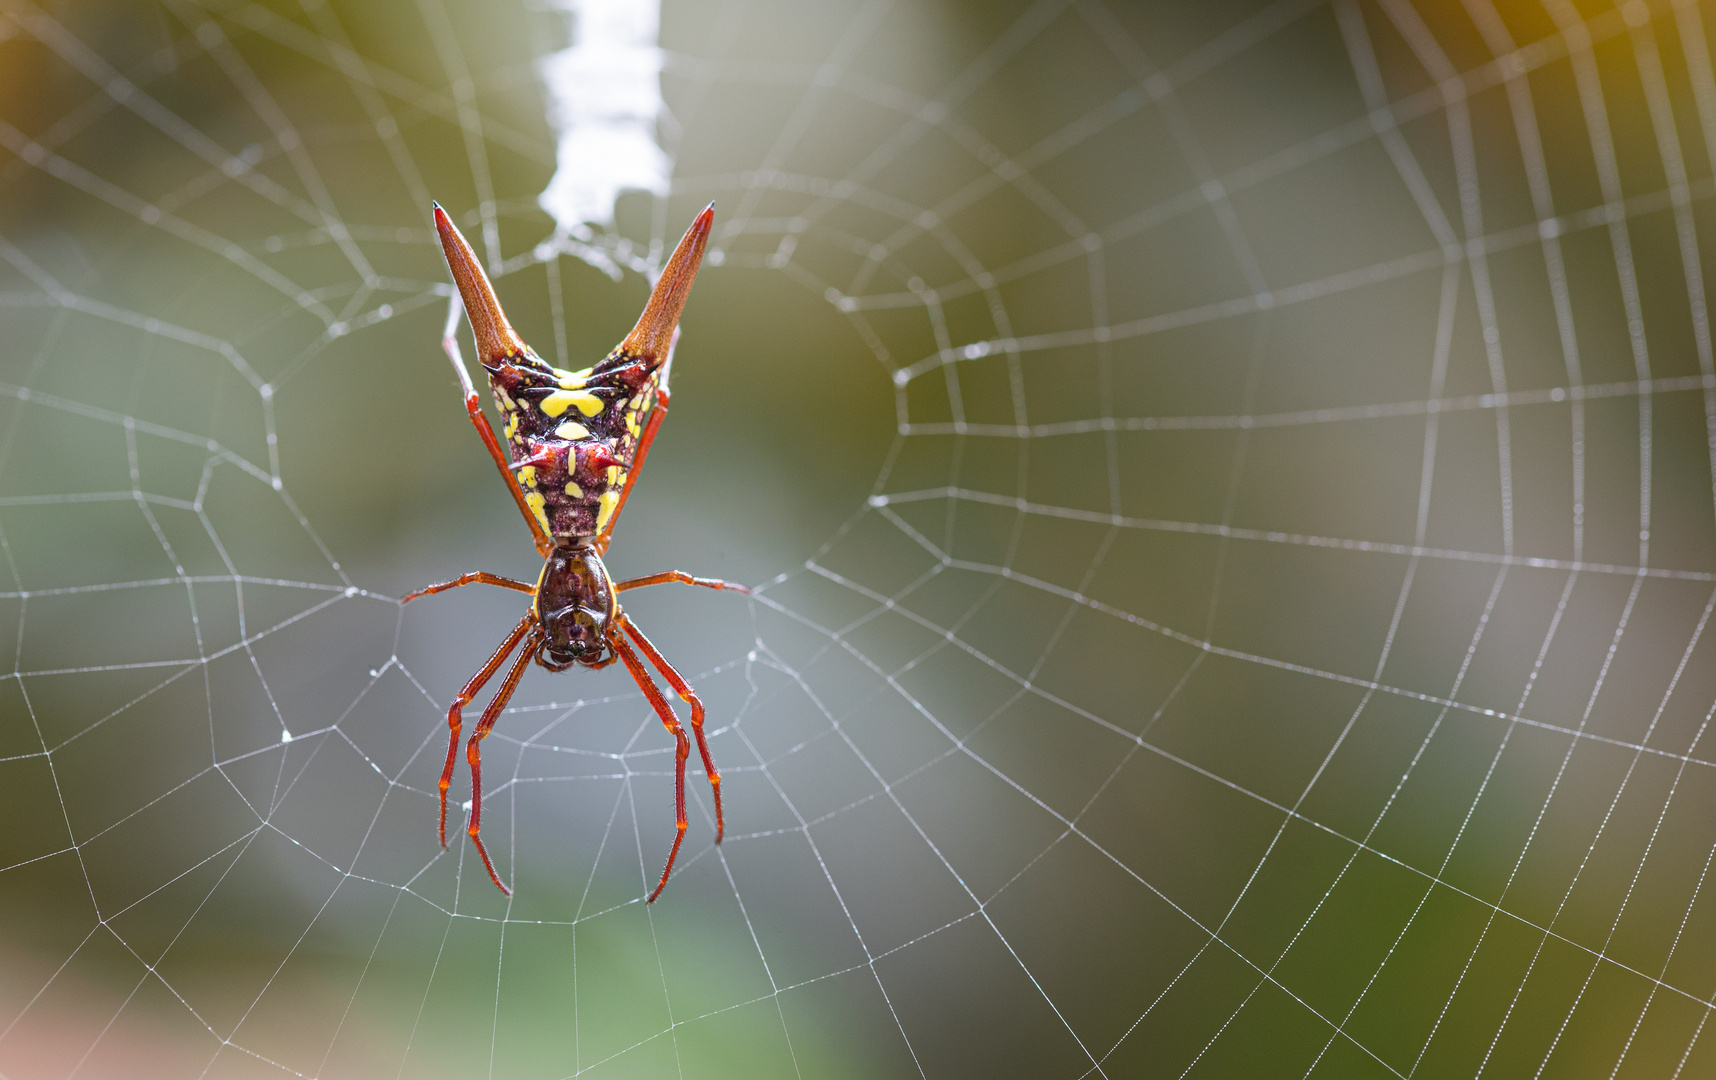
[403,571,533,604]
[619,613,724,846]
[464,629,539,896]
[439,613,533,848]
[611,631,692,902]
[614,570,750,595]
[596,205,714,556]
[593,396,667,556]
[440,335,553,559]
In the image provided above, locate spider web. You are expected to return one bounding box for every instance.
[2,0,1716,1076]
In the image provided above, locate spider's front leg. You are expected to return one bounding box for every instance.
[462,628,540,895]
[610,575,747,848]
[619,613,724,844]
[607,611,726,902]
[436,613,533,849]
[609,629,697,903]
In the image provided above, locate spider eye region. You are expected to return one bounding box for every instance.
[540,602,607,663]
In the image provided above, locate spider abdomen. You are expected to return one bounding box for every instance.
[484,346,660,540]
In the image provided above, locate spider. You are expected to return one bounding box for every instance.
[405,202,746,903]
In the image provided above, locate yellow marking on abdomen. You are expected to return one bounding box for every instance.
[525,490,550,533]
[565,480,584,498]
[555,420,590,440]
[595,489,621,532]
[540,389,604,418]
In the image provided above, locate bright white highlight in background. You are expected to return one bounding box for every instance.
[536,0,669,231]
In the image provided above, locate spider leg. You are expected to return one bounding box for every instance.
[610,631,694,903]
[438,613,534,848]
[594,205,713,556]
[439,332,553,558]
[618,612,724,846]
[403,571,533,604]
[435,204,554,558]
[613,570,750,595]
[593,392,666,558]
[464,629,540,896]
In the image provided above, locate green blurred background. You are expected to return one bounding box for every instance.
[4,0,1716,1076]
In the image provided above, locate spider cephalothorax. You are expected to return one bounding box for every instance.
[534,543,615,670]
[404,203,746,902]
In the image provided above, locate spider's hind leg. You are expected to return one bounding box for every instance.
[434,204,555,559]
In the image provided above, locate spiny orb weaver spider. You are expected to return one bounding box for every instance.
[406,202,746,902]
